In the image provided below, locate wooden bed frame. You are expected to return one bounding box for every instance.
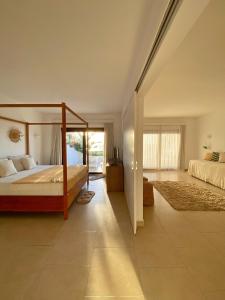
[0,103,89,219]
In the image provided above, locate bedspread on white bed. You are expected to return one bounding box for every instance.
[0,165,87,196]
[0,165,62,195]
[188,160,225,190]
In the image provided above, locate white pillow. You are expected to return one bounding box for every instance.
[8,155,30,172]
[0,160,18,177]
[11,159,24,172]
[219,152,225,163]
[21,157,36,170]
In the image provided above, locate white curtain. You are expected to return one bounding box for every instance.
[179,125,186,170]
[103,123,114,173]
[143,125,184,170]
[143,131,160,169]
[50,125,62,165]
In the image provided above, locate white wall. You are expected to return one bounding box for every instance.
[41,112,122,164]
[144,117,198,169]
[122,93,144,233]
[122,94,136,232]
[196,110,225,158]
[0,108,43,163]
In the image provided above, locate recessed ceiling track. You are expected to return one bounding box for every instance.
[135,0,182,93]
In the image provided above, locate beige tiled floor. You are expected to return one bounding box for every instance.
[143,170,225,300]
[1,172,225,299]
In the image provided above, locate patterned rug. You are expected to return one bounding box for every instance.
[76,190,95,204]
[151,181,225,211]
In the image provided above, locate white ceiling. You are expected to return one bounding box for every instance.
[144,0,225,118]
[0,0,166,114]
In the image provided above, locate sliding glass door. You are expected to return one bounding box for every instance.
[66,128,105,173]
[143,127,181,170]
[66,131,85,166]
[88,131,104,173]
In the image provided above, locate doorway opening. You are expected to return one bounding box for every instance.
[66,128,105,173]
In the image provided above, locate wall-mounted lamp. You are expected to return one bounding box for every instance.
[203,134,212,150]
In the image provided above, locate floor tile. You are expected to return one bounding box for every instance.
[0,280,32,300]
[140,267,204,300]
[84,297,146,300]
[134,232,183,267]
[167,231,211,248]
[85,248,143,297]
[24,264,89,300]
[187,262,225,292]
[176,246,224,266]
[183,213,223,233]
[45,241,94,266]
[135,247,184,268]
[0,245,49,283]
[95,225,134,248]
[85,266,143,297]
[203,232,225,256]
[204,290,225,300]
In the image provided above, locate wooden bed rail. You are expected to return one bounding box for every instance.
[65,105,88,124]
[28,122,87,125]
[0,103,88,126]
[0,104,63,108]
[0,115,27,125]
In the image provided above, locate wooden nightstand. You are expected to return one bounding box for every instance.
[106,163,124,192]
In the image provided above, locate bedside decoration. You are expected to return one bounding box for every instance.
[8,128,24,143]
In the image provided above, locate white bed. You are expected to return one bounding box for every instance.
[0,165,87,195]
[0,165,63,195]
[188,160,225,190]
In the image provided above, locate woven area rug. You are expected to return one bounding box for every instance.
[151,181,225,211]
[76,190,95,204]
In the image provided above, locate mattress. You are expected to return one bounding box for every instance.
[0,165,88,196]
[188,160,225,189]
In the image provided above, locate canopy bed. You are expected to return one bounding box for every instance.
[0,103,89,219]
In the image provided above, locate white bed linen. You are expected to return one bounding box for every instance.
[0,165,64,195]
[188,160,225,190]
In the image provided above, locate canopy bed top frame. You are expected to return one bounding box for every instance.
[0,102,89,219]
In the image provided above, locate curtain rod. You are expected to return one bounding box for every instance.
[135,0,182,93]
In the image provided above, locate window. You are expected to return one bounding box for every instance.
[143,126,181,170]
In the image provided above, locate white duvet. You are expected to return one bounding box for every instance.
[0,165,63,195]
[188,160,225,190]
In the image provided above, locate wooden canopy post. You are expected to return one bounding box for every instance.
[86,123,89,187]
[61,102,68,220]
[25,123,30,155]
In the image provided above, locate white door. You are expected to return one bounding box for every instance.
[123,92,143,234]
